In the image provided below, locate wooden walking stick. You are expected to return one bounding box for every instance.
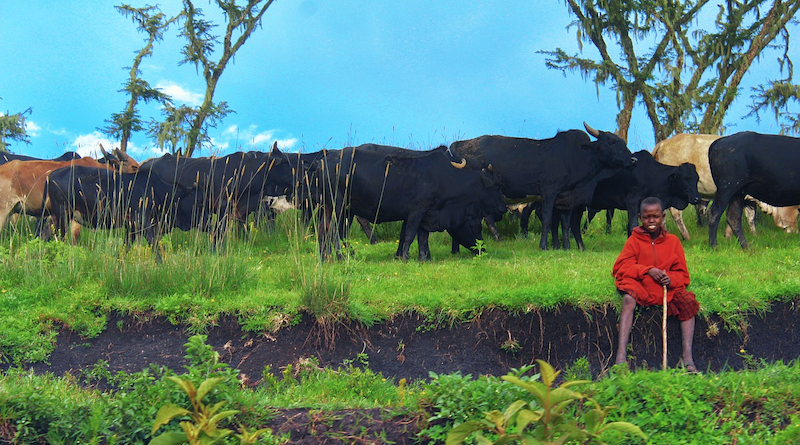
[662,285,668,370]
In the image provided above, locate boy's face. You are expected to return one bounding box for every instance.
[639,203,664,235]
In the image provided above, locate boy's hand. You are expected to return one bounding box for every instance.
[648,268,671,287]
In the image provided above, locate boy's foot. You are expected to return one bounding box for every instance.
[682,361,701,374]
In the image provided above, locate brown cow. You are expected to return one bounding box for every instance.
[652,133,798,239]
[0,148,140,234]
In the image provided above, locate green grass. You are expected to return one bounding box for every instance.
[0,207,798,364]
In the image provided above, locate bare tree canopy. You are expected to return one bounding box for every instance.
[155,0,275,157]
[101,4,179,153]
[541,0,800,142]
[0,103,32,153]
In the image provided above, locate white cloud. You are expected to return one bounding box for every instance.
[216,124,298,152]
[156,80,203,106]
[71,131,167,161]
[25,120,40,137]
[71,131,117,157]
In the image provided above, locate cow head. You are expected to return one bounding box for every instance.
[583,122,637,168]
[260,147,296,199]
[669,163,702,208]
[98,144,141,173]
[448,218,486,254]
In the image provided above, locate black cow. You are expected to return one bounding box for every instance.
[140,143,294,244]
[579,150,700,236]
[0,151,81,165]
[448,123,637,250]
[708,132,800,248]
[41,165,205,262]
[313,146,507,261]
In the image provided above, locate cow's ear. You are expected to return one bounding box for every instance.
[271,141,281,155]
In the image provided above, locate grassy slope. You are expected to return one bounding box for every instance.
[0,208,798,364]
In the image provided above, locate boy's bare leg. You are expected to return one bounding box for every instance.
[681,316,696,370]
[616,293,636,365]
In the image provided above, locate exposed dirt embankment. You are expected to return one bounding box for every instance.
[27,302,800,380]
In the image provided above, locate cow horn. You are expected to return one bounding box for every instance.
[584,122,600,138]
[99,143,112,159]
[271,141,280,154]
[451,158,467,169]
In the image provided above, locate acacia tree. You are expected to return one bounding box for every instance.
[747,77,800,134]
[0,104,32,153]
[161,0,275,157]
[542,0,800,142]
[101,4,179,153]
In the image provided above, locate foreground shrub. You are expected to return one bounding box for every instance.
[446,360,646,445]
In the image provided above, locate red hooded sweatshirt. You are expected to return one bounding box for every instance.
[612,226,691,306]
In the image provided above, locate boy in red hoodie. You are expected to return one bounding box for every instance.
[612,197,700,372]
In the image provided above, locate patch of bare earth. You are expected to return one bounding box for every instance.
[9,302,800,444]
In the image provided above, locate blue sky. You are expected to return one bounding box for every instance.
[0,1,796,160]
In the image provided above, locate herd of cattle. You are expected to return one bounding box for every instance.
[0,123,798,261]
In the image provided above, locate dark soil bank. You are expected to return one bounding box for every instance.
[16,303,800,445]
[32,302,800,380]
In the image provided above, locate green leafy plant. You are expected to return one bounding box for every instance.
[446,360,646,445]
[149,375,271,445]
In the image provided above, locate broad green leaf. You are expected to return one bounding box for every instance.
[148,431,188,445]
[475,434,493,445]
[208,410,240,429]
[446,420,490,445]
[167,376,195,396]
[600,421,648,439]
[536,360,559,387]
[515,409,541,432]
[494,435,514,445]
[556,397,583,416]
[151,404,191,435]
[235,427,273,444]
[560,379,591,389]
[503,376,547,402]
[196,377,224,403]
[584,408,603,433]
[207,401,228,418]
[504,400,528,423]
[521,433,542,445]
[486,409,505,429]
[549,388,582,407]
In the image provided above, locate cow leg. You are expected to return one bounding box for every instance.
[605,209,615,234]
[395,220,408,258]
[558,210,570,250]
[744,201,757,234]
[584,209,598,233]
[355,215,377,244]
[569,208,586,251]
[626,206,638,236]
[144,218,163,264]
[399,222,417,262]
[400,213,425,261]
[708,191,736,248]
[696,199,709,227]
[451,233,460,254]
[538,197,556,250]
[484,215,502,241]
[670,208,691,241]
[417,229,431,262]
[36,215,53,241]
[520,203,535,237]
[69,220,82,244]
[726,196,748,249]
